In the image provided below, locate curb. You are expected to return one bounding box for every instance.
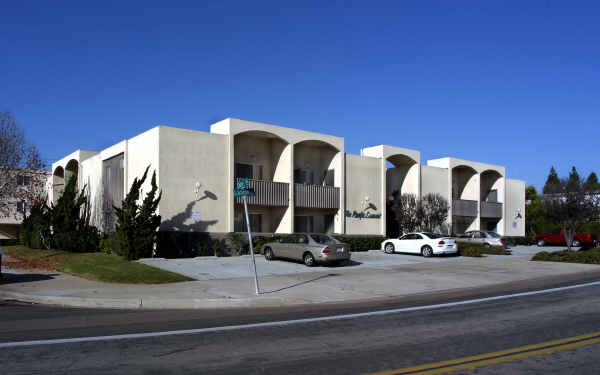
[0,290,308,310]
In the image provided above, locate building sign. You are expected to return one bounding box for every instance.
[345,210,381,219]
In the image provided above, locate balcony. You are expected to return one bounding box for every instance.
[294,184,340,209]
[481,201,503,219]
[234,178,289,206]
[452,199,478,217]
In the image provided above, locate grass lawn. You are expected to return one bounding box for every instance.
[3,246,195,284]
[532,247,600,265]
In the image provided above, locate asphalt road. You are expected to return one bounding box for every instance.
[1,278,599,375]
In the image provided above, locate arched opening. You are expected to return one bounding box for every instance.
[233,131,290,233]
[451,165,478,235]
[52,166,65,204]
[385,154,418,237]
[480,170,504,232]
[65,159,79,190]
[293,140,341,234]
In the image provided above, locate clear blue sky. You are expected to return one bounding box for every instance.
[2,1,599,190]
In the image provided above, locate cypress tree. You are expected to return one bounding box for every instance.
[542,166,561,194]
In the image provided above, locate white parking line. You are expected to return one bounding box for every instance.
[2,280,599,349]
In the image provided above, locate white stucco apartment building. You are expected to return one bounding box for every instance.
[50,118,526,239]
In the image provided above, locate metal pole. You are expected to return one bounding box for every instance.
[243,196,260,295]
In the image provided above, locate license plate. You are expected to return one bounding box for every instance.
[337,247,344,253]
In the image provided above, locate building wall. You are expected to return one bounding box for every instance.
[80,154,104,230]
[420,165,448,199]
[158,126,229,233]
[344,154,382,235]
[505,178,526,236]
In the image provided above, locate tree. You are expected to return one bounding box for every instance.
[585,172,600,192]
[542,173,600,250]
[114,166,162,260]
[389,192,421,235]
[420,193,449,233]
[51,176,99,252]
[525,185,545,237]
[543,166,561,195]
[0,111,46,217]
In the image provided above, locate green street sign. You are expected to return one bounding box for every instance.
[234,178,256,198]
[234,188,255,197]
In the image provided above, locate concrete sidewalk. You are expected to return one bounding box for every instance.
[2,249,599,309]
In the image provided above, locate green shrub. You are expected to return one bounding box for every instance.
[532,247,600,264]
[114,166,162,260]
[332,235,387,252]
[458,242,509,256]
[226,232,245,256]
[252,235,283,254]
[506,236,533,246]
[459,246,483,257]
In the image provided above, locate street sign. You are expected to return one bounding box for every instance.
[234,178,255,198]
[234,188,255,197]
[234,178,260,294]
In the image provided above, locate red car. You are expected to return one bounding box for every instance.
[533,229,598,248]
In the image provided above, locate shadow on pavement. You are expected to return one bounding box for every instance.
[261,273,341,294]
[0,272,58,285]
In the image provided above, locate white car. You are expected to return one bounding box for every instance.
[381,232,458,257]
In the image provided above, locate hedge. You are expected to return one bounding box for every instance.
[458,242,510,256]
[332,235,387,252]
[531,247,600,264]
[505,236,533,246]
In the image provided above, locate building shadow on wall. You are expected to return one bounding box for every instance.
[158,193,221,258]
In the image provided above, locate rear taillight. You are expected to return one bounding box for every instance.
[500,238,504,244]
[438,240,445,246]
[322,247,332,254]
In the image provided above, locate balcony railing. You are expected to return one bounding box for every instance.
[481,201,503,219]
[234,178,289,206]
[452,199,478,217]
[294,183,340,209]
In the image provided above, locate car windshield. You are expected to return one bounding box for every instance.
[422,232,444,239]
[486,231,501,238]
[310,234,338,245]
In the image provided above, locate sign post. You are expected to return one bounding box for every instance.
[234,178,260,295]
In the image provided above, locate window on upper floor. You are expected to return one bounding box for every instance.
[17,175,32,186]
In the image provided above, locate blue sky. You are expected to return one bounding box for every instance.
[2,1,599,190]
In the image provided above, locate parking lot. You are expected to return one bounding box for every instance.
[139,245,566,281]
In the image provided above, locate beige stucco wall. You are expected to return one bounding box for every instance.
[505,178,526,236]
[157,126,229,233]
[80,154,104,230]
[344,154,382,235]
[420,165,448,199]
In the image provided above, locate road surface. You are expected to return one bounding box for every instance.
[1,278,599,374]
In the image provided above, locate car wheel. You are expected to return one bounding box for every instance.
[384,243,395,254]
[264,247,274,261]
[421,245,433,258]
[303,253,315,267]
[537,239,545,247]
[572,239,581,247]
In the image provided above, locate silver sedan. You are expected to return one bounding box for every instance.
[456,230,508,248]
[261,233,351,267]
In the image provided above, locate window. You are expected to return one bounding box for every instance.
[310,234,338,245]
[234,212,263,232]
[423,232,443,239]
[17,175,32,186]
[235,163,263,180]
[294,169,314,185]
[105,166,111,183]
[294,216,314,232]
[17,200,28,215]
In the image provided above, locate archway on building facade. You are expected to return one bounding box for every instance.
[385,154,418,238]
[52,166,65,204]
